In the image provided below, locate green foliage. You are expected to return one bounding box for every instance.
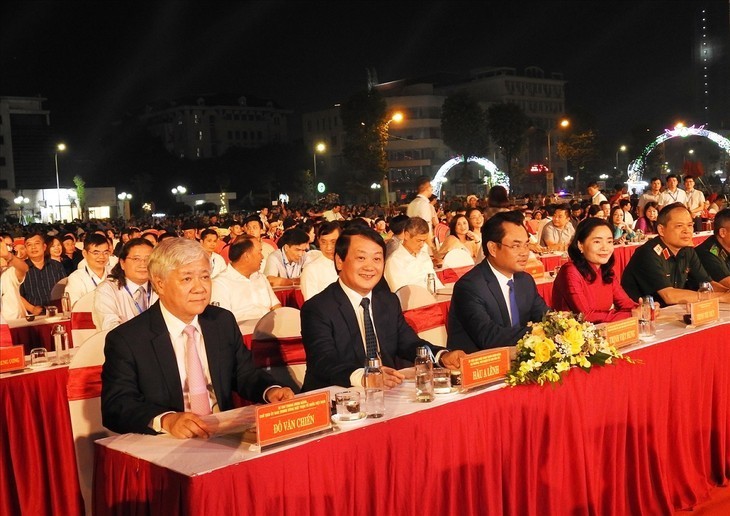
[341,89,388,187]
[441,91,489,159]
[72,175,86,220]
[557,130,599,191]
[487,102,529,185]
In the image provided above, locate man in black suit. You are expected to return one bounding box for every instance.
[300,227,464,392]
[447,210,549,353]
[101,238,293,439]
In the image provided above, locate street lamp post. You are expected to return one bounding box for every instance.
[117,192,132,221]
[171,185,187,203]
[546,119,569,196]
[615,145,627,171]
[54,143,66,221]
[312,142,326,202]
[14,196,30,225]
[383,111,404,209]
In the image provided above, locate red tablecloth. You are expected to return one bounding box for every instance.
[93,324,730,515]
[273,288,304,309]
[1,367,84,516]
[10,319,74,355]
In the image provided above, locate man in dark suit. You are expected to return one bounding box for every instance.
[447,210,549,353]
[300,227,465,392]
[102,238,294,439]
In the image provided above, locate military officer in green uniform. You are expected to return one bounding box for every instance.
[621,203,730,306]
[694,208,730,290]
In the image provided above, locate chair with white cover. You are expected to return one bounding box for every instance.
[70,290,98,347]
[252,307,305,391]
[441,247,475,269]
[50,277,68,301]
[396,285,448,347]
[66,329,113,515]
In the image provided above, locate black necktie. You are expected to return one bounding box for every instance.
[360,297,378,359]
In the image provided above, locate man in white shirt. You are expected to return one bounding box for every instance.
[93,238,158,330]
[638,177,663,217]
[683,176,706,232]
[619,199,634,227]
[0,234,29,320]
[263,228,311,287]
[384,217,444,293]
[243,215,276,273]
[65,233,111,306]
[211,235,281,323]
[587,182,608,205]
[322,203,345,222]
[199,229,226,278]
[658,174,687,209]
[300,222,341,301]
[540,204,575,251]
[407,176,435,233]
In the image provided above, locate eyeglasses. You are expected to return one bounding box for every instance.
[126,256,149,264]
[497,242,531,251]
[88,250,111,257]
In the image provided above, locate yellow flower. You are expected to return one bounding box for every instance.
[563,326,585,355]
[534,340,554,362]
[555,361,571,373]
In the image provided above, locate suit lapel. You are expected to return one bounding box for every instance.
[332,283,367,365]
[148,303,185,409]
[481,264,511,326]
[199,308,222,401]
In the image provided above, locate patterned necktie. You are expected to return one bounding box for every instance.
[137,286,147,311]
[360,298,378,359]
[182,325,212,415]
[507,279,520,328]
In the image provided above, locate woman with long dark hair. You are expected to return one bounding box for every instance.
[436,213,479,263]
[551,218,637,322]
[634,201,659,234]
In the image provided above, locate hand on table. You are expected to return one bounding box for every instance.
[440,350,466,370]
[265,387,295,403]
[376,366,405,389]
[161,412,211,439]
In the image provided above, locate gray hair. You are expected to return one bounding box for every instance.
[148,237,209,282]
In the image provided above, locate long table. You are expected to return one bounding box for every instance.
[6,315,74,354]
[0,364,84,516]
[92,313,730,515]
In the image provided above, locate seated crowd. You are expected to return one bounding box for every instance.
[2,180,730,439]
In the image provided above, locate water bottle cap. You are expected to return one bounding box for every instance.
[367,357,381,368]
[416,346,430,357]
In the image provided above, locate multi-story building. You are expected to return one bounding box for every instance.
[0,95,53,191]
[139,93,292,160]
[302,67,567,198]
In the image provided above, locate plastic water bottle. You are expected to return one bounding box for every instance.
[426,273,437,295]
[414,346,434,402]
[61,292,72,318]
[698,282,713,301]
[364,357,385,418]
[51,324,70,364]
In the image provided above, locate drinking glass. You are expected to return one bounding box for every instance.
[335,390,361,421]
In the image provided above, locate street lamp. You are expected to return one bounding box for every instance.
[117,192,132,221]
[383,111,405,208]
[54,143,66,221]
[313,142,326,183]
[171,185,187,202]
[14,196,30,225]
[599,174,609,180]
[615,145,627,171]
[547,119,570,195]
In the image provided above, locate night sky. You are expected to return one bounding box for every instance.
[1,1,725,161]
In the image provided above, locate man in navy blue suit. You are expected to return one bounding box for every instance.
[447,210,549,353]
[300,227,465,392]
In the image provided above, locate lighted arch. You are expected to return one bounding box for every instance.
[627,125,730,183]
[432,156,509,197]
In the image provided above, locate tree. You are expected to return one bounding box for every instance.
[441,91,489,160]
[487,102,529,188]
[73,175,87,221]
[557,130,599,192]
[341,89,388,194]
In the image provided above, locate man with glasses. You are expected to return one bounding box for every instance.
[64,233,112,306]
[19,231,67,316]
[447,211,550,352]
[263,228,311,287]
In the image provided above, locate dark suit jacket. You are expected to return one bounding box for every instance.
[300,281,436,392]
[101,302,276,435]
[447,261,549,353]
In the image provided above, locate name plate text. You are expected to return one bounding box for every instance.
[460,347,510,390]
[254,391,332,449]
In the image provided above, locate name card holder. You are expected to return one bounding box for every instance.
[688,298,720,327]
[250,391,333,452]
[597,317,639,349]
[460,347,511,391]
[0,345,26,373]
[524,261,545,281]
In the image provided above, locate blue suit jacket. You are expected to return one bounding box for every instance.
[101,302,276,434]
[447,261,549,353]
[300,281,437,392]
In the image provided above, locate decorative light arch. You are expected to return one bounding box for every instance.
[627,124,730,183]
[432,156,509,197]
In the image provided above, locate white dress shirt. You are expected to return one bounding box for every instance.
[407,195,434,232]
[300,254,339,301]
[65,266,107,306]
[0,267,26,320]
[211,264,279,322]
[486,260,516,324]
[384,244,443,293]
[263,248,309,279]
[93,278,158,331]
[209,252,227,279]
[659,188,687,208]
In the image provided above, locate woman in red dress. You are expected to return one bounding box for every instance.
[552,217,637,322]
